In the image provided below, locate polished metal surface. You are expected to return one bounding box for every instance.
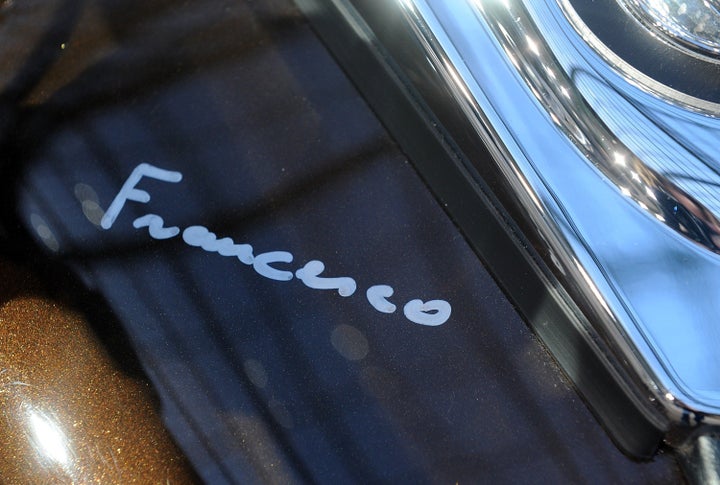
[619,0,720,60]
[678,432,720,484]
[560,0,720,111]
[477,0,720,254]
[323,0,720,440]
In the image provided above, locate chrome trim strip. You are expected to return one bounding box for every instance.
[391,0,678,424]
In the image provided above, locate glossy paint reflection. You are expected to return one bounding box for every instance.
[27,408,73,468]
[0,261,195,483]
[0,0,684,479]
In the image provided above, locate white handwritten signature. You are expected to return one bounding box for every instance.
[100,163,451,326]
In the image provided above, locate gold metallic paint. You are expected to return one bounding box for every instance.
[0,261,196,483]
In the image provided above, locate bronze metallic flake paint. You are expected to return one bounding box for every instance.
[0,260,195,483]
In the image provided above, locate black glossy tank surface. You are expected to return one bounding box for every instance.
[0,0,682,482]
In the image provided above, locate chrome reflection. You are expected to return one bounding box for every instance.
[558,0,720,113]
[476,0,720,253]
[375,0,720,444]
[619,0,720,60]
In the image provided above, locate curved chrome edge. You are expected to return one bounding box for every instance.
[395,0,682,424]
[382,1,720,423]
[514,0,720,414]
[413,0,720,425]
[478,0,720,257]
[617,0,720,63]
[677,431,720,483]
[297,0,720,453]
[434,0,720,417]
[558,0,720,115]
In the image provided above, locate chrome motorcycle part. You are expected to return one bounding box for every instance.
[296,0,720,471]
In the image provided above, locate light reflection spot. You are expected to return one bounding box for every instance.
[82,200,104,226]
[525,35,540,56]
[331,324,369,361]
[28,410,71,466]
[613,152,627,167]
[73,183,99,204]
[30,213,59,252]
[243,359,268,389]
[74,183,105,226]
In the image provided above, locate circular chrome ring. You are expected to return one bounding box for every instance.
[621,0,720,62]
[560,0,720,114]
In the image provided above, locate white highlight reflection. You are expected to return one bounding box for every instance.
[613,152,627,168]
[30,213,59,252]
[28,410,71,466]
